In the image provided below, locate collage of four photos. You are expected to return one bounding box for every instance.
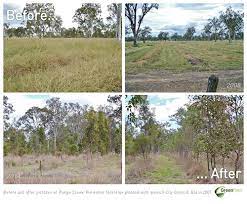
[2,1,244,185]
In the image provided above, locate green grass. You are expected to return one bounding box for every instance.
[4,38,122,92]
[145,155,191,184]
[126,154,192,184]
[126,40,243,74]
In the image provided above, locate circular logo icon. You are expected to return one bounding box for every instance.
[215,186,225,198]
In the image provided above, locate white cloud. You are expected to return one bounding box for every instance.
[149,95,189,123]
[5,93,113,121]
[126,3,243,35]
[6,94,47,121]
[125,95,189,130]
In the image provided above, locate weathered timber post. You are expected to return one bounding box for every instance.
[39,160,42,176]
[207,75,219,92]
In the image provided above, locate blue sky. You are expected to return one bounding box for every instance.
[148,96,178,106]
[3,0,110,28]
[126,3,244,36]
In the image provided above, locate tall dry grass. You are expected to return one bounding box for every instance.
[4,38,122,92]
[168,152,244,184]
[4,153,121,184]
[125,155,156,184]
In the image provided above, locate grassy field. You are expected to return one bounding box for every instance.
[4,154,121,184]
[125,41,243,92]
[126,41,243,72]
[126,155,191,184]
[126,153,243,184]
[4,38,122,92]
[126,154,191,184]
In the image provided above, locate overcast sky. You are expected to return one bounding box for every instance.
[3,0,111,28]
[126,3,244,36]
[148,95,189,128]
[126,95,189,129]
[5,94,113,121]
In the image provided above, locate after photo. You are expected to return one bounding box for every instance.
[126,95,243,184]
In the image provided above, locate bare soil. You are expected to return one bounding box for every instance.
[126,69,243,92]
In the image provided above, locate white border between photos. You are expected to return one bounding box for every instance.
[0,0,246,203]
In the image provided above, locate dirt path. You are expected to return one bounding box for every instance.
[126,69,243,92]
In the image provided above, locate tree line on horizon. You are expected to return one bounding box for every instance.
[4,95,122,157]
[4,3,122,39]
[126,95,243,183]
[125,4,243,45]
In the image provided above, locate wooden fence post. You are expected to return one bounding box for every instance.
[207,75,219,92]
[39,160,42,176]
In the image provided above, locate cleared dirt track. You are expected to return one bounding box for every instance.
[126,69,243,92]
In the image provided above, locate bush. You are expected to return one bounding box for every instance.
[135,134,151,160]
[68,144,78,155]
[4,144,10,156]
[18,147,26,156]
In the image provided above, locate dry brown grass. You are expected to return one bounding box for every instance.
[126,154,160,184]
[4,38,122,92]
[169,152,244,184]
[4,153,121,184]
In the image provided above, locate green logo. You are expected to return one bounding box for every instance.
[215,186,225,198]
[215,186,242,198]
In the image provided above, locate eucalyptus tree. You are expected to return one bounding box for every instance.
[224,96,243,183]
[46,97,66,154]
[3,96,14,131]
[125,3,159,46]
[158,31,169,41]
[23,3,56,38]
[16,107,50,154]
[184,26,196,40]
[73,3,102,38]
[107,4,122,40]
[107,95,122,153]
[208,17,221,42]
[220,6,244,42]
[139,26,152,43]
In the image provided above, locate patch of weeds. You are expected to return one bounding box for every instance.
[69,180,79,184]
[11,161,16,167]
